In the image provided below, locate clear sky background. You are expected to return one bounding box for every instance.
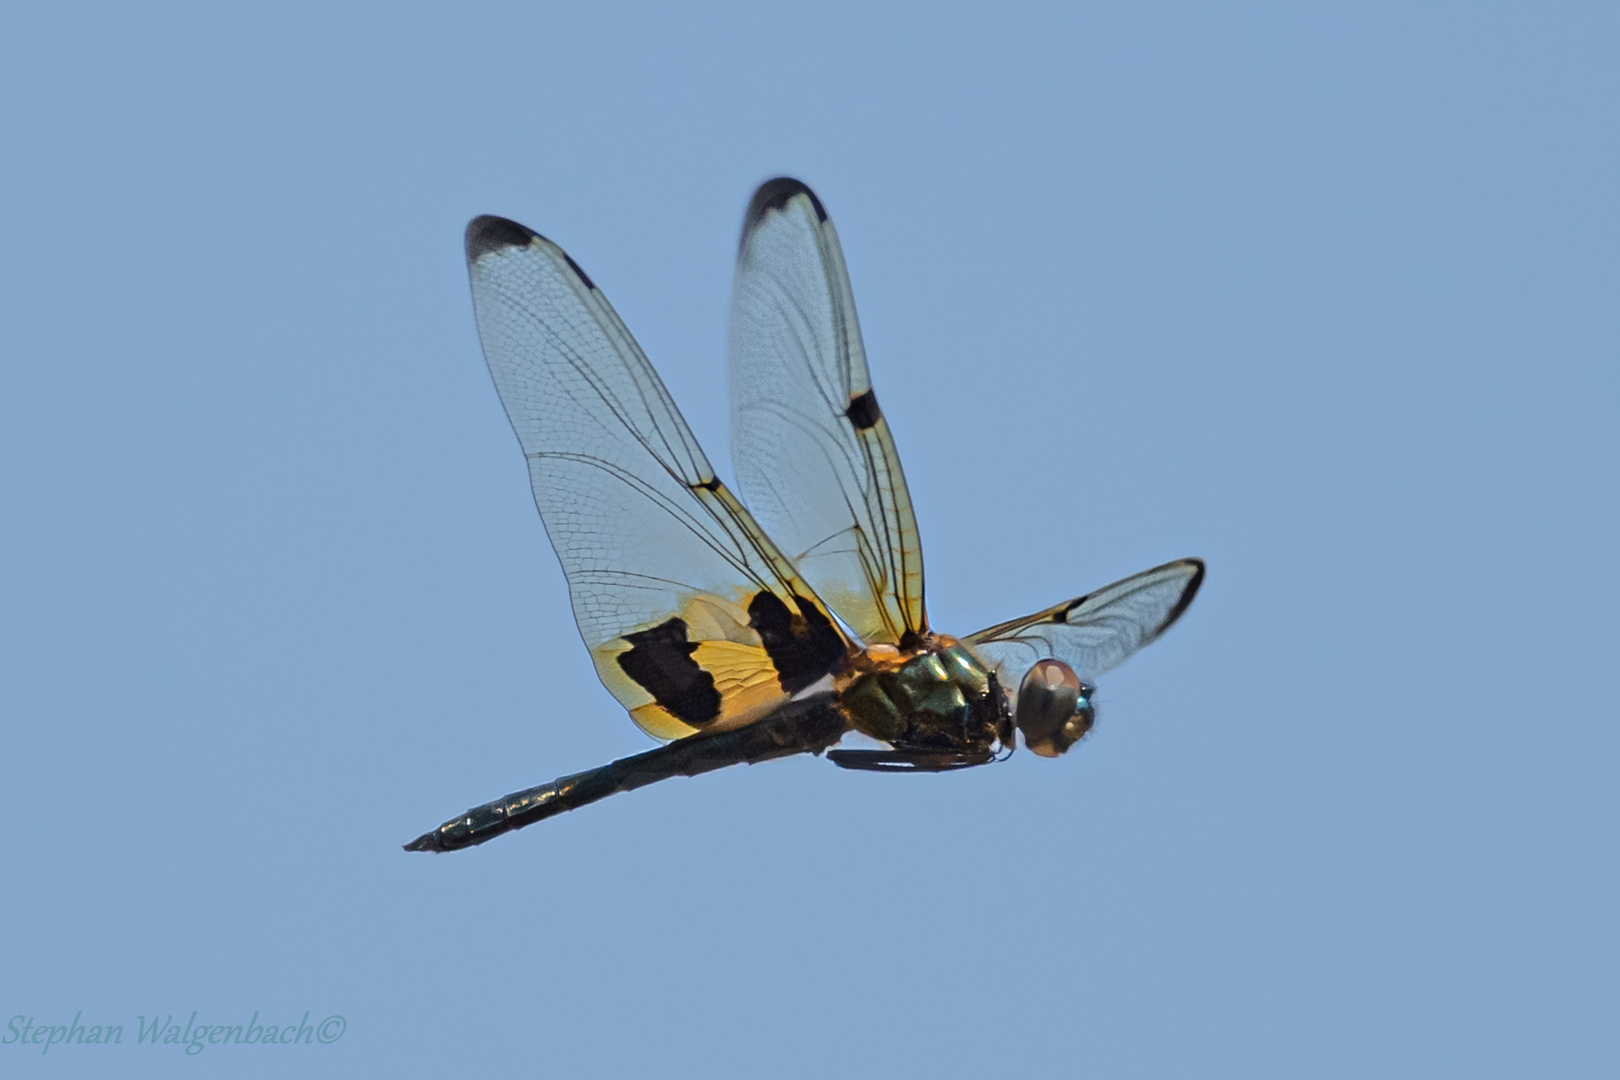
[2,3,1615,1077]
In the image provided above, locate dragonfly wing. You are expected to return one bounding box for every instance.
[466,216,851,740]
[965,559,1205,691]
[728,178,926,646]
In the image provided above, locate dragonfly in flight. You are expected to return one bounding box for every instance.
[405,178,1203,852]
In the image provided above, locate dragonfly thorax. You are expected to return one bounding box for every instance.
[837,636,1013,762]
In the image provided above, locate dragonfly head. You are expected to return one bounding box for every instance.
[1015,659,1095,757]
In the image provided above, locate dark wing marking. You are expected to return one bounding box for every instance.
[728,178,926,646]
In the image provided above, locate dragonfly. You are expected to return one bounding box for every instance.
[405,178,1203,852]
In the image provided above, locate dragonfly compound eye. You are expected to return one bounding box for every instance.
[1015,659,1096,758]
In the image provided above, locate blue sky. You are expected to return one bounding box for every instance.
[2,3,1615,1076]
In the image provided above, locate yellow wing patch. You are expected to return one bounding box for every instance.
[592,588,849,742]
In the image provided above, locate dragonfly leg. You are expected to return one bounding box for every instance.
[404,693,847,852]
[825,747,997,772]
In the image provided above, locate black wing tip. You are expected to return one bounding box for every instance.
[740,177,829,250]
[464,216,598,290]
[402,830,443,853]
[560,250,597,290]
[465,215,540,262]
[1159,558,1206,633]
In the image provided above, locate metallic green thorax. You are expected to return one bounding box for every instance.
[841,640,1013,758]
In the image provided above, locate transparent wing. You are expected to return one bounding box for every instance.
[465,216,851,741]
[728,178,926,647]
[965,559,1205,690]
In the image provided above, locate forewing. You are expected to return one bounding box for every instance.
[965,559,1205,690]
[465,216,850,740]
[728,178,926,646]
